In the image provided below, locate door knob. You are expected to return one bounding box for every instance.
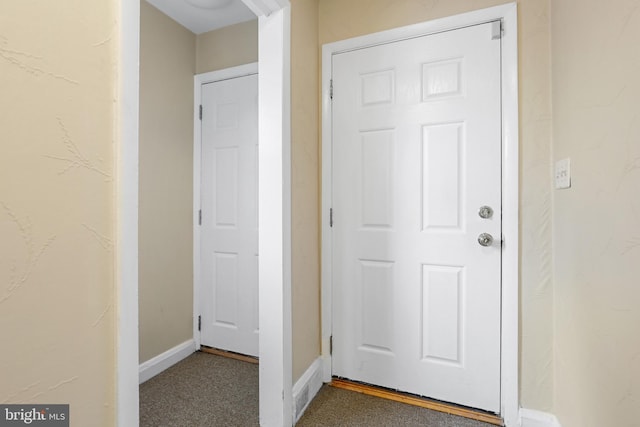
[478,233,493,247]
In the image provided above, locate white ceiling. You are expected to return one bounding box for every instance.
[146,0,256,34]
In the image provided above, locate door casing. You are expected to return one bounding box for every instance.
[320,3,519,425]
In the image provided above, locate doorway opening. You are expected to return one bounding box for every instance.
[118,2,293,426]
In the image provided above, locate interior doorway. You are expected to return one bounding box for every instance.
[117,2,293,426]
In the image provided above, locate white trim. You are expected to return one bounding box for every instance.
[195,62,258,87]
[138,340,197,384]
[320,3,519,426]
[292,358,323,424]
[193,62,259,351]
[241,0,289,17]
[116,0,140,425]
[499,5,519,426]
[520,409,563,427]
[258,6,292,427]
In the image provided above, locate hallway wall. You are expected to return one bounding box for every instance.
[196,20,258,74]
[139,0,196,363]
[291,0,321,381]
[0,1,118,424]
[551,0,640,425]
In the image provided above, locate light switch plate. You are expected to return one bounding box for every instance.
[555,158,571,189]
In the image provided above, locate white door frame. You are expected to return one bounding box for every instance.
[193,62,259,351]
[116,0,141,425]
[117,1,292,426]
[320,4,519,426]
[256,7,293,425]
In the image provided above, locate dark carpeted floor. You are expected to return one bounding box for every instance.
[296,386,495,427]
[140,352,497,427]
[140,351,259,426]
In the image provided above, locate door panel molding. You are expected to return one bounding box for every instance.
[321,3,519,425]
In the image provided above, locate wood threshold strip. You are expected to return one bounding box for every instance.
[199,346,259,365]
[330,379,503,426]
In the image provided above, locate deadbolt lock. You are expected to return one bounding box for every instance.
[478,205,494,219]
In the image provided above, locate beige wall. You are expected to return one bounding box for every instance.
[139,1,196,363]
[196,20,258,74]
[291,0,321,381]
[0,1,117,424]
[307,0,554,411]
[551,1,640,426]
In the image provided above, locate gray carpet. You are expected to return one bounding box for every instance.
[140,351,259,426]
[296,386,495,427]
[140,352,497,427]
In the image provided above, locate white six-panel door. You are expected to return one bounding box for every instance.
[332,22,502,412]
[200,73,259,357]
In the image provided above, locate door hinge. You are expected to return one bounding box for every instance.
[329,335,333,355]
[198,209,202,225]
[329,208,333,227]
[198,315,201,331]
[199,104,203,120]
[491,20,503,40]
[330,79,333,100]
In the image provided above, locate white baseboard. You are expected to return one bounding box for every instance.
[139,339,196,384]
[520,408,562,427]
[292,357,324,423]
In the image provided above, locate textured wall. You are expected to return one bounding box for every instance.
[317,0,554,411]
[196,20,258,74]
[139,1,196,363]
[551,0,640,425]
[0,0,117,424]
[291,0,321,382]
